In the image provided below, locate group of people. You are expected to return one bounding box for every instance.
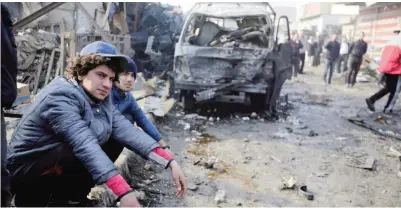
[290,29,401,113]
[322,32,368,86]
[290,31,368,87]
[2,5,186,207]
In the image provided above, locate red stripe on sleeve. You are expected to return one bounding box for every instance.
[152,147,173,161]
[105,174,132,197]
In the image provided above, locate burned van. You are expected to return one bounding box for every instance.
[173,3,293,113]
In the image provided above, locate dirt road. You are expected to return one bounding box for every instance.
[151,66,401,207]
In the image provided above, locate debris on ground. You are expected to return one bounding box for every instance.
[242,117,250,121]
[281,176,297,190]
[345,155,376,170]
[313,172,330,178]
[214,190,226,204]
[308,130,318,137]
[387,146,401,157]
[298,185,314,200]
[125,2,184,79]
[187,182,199,191]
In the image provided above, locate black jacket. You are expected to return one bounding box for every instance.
[323,40,340,61]
[349,39,368,58]
[1,4,18,108]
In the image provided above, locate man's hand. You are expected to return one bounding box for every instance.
[169,160,187,198]
[120,192,141,207]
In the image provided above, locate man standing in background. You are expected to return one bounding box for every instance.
[323,34,340,85]
[337,35,349,74]
[290,33,303,78]
[1,3,18,207]
[298,32,306,74]
[346,32,368,87]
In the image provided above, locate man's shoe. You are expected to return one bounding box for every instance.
[365,98,375,112]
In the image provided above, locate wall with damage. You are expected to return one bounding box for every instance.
[5,2,110,34]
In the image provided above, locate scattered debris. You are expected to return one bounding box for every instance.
[184,113,199,119]
[144,163,152,171]
[217,117,220,122]
[285,127,293,133]
[214,190,226,204]
[209,117,214,122]
[245,156,253,160]
[133,190,147,201]
[313,172,330,178]
[193,176,204,185]
[336,137,348,141]
[251,112,258,118]
[242,117,250,121]
[187,182,199,191]
[308,130,318,137]
[178,120,191,131]
[298,185,314,200]
[244,138,250,143]
[236,200,244,206]
[387,146,401,157]
[281,176,297,190]
[345,156,375,170]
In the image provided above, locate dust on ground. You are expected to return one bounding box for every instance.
[4,65,401,207]
[151,66,401,207]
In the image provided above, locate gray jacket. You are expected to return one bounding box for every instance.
[6,77,159,185]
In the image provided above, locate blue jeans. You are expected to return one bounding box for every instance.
[324,59,335,84]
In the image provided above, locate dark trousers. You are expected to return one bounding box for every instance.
[346,56,362,86]
[1,111,12,207]
[368,74,399,110]
[299,53,305,73]
[12,139,124,207]
[323,58,335,84]
[337,54,349,73]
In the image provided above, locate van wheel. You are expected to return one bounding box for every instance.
[182,90,195,111]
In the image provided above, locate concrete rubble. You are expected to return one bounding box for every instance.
[15,29,61,93]
[125,2,184,79]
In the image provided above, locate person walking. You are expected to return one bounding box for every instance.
[366,33,401,113]
[337,35,350,73]
[299,35,306,74]
[290,33,303,78]
[346,32,368,87]
[323,34,340,85]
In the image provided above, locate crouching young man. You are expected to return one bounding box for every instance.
[112,56,171,151]
[6,41,187,207]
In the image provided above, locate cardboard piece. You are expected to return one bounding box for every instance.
[12,83,31,107]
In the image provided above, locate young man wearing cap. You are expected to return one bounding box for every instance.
[111,56,171,151]
[6,41,187,207]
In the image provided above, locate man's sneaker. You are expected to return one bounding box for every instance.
[365,98,375,112]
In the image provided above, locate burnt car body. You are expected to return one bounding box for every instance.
[173,3,293,112]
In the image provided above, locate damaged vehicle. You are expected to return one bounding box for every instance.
[173,3,293,113]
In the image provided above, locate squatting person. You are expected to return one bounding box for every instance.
[111,55,171,151]
[6,41,187,207]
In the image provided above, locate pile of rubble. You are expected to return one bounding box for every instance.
[126,2,184,79]
[15,29,61,93]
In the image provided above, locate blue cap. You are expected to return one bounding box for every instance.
[80,41,128,70]
[124,55,137,75]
